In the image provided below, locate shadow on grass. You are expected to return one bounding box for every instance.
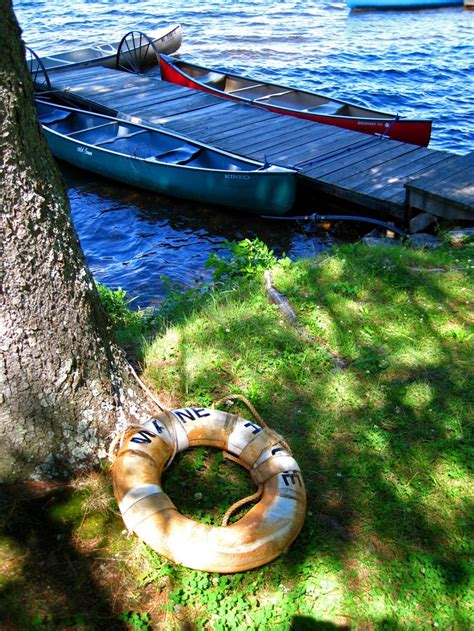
[0,481,127,630]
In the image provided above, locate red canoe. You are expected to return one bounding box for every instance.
[159,54,432,147]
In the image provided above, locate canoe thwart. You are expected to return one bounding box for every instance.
[67,121,118,137]
[94,128,148,147]
[253,89,294,102]
[228,83,265,94]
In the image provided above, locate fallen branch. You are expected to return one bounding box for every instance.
[264,270,298,325]
[264,271,347,369]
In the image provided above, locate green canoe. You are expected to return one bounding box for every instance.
[35,99,296,215]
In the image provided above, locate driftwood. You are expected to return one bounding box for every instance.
[264,271,347,369]
[264,271,298,326]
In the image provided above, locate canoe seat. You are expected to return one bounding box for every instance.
[38,109,72,124]
[151,146,203,165]
[94,129,147,146]
[305,102,344,115]
[199,71,226,86]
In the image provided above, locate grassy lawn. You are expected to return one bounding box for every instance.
[1,238,472,629]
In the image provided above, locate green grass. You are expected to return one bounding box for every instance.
[95,282,159,358]
[1,239,472,629]
[142,240,473,629]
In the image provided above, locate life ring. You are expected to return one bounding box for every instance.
[111,406,306,573]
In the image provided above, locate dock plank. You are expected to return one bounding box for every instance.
[231,121,346,157]
[329,148,431,203]
[54,76,126,95]
[97,84,191,109]
[335,146,433,187]
[49,68,134,91]
[53,79,129,100]
[202,113,314,146]
[132,89,223,112]
[374,155,455,205]
[309,176,407,218]
[44,65,468,221]
[259,128,359,166]
[405,151,474,219]
[232,123,339,156]
[406,151,474,190]
[448,185,474,207]
[210,124,309,155]
[101,92,220,112]
[335,149,458,207]
[136,100,238,127]
[299,137,403,178]
[386,155,458,202]
[109,92,225,120]
[170,106,280,138]
[413,175,474,202]
[301,140,414,184]
[48,65,114,82]
[406,188,474,220]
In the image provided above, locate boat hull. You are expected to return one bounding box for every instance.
[31,24,182,72]
[37,102,295,215]
[47,135,295,214]
[159,55,432,147]
[346,0,461,8]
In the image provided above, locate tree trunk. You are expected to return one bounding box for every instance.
[0,0,150,481]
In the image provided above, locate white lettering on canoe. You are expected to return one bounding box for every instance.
[77,146,93,156]
[224,174,251,180]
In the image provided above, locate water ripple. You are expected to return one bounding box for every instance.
[12,0,474,305]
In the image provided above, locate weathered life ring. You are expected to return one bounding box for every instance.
[111,406,306,573]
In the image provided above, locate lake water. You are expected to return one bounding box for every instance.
[13,0,474,307]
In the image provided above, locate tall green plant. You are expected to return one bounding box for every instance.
[96,282,157,351]
[206,238,282,284]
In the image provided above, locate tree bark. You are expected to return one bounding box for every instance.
[0,0,150,481]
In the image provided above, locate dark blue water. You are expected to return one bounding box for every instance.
[13,0,474,306]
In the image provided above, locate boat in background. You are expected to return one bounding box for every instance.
[35,99,296,215]
[159,54,432,147]
[346,0,462,9]
[28,24,182,73]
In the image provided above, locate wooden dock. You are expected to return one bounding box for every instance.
[46,65,473,224]
[405,151,474,220]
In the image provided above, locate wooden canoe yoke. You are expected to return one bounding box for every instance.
[111,407,307,573]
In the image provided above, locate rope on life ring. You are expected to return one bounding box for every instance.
[111,406,307,573]
[212,393,293,526]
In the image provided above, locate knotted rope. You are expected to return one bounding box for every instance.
[213,393,291,525]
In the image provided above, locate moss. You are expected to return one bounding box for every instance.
[47,491,86,525]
